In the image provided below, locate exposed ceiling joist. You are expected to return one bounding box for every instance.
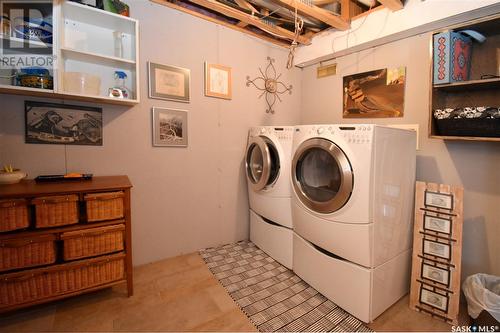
[269,0,350,30]
[377,0,403,11]
[151,0,291,47]
[151,0,406,49]
[187,0,312,43]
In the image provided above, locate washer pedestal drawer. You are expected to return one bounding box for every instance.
[250,209,293,269]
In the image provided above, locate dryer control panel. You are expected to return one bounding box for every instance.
[299,125,374,144]
[338,125,373,144]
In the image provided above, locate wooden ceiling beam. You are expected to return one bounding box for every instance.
[151,0,291,48]
[233,0,258,14]
[313,0,338,6]
[184,0,311,44]
[377,0,403,11]
[269,0,350,30]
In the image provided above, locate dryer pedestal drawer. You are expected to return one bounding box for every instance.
[293,232,371,322]
[250,209,292,269]
[292,200,373,268]
[293,233,411,323]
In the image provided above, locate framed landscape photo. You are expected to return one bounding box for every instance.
[148,62,190,102]
[152,107,188,147]
[25,101,102,146]
[204,62,232,100]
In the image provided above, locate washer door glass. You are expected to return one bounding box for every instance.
[266,139,280,187]
[248,143,265,183]
[293,138,353,214]
[246,136,280,191]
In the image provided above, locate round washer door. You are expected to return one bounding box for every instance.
[292,138,353,214]
[245,136,280,192]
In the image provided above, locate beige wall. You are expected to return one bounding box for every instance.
[1,2,498,278]
[300,33,500,278]
[0,1,302,266]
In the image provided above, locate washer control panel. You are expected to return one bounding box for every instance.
[250,127,293,140]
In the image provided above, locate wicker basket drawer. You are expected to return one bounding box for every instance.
[61,224,125,261]
[0,253,125,309]
[0,235,56,272]
[0,199,29,233]
[84,192,124,222]
[32,195,79,228]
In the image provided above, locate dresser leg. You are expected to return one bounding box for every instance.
[124,187,134,297]
[127,276,134,296]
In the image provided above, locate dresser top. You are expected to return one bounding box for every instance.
[0,175,132,198]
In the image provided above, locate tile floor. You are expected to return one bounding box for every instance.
[0,252,466,332]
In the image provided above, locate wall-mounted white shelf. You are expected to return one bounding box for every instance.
[0,0,140,106]
[61,47,136,67]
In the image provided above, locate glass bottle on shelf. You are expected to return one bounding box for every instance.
[108,70,130,99]
[113,31,124,58]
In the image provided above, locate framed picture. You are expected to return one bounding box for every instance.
[343,66,406,118]
[425,191,453,210]
[423,239,451,260]
[419,287,449,312]
[25,101,102,146]
[421,263,450,286]
[204,62,232,99]
[148,62,190,102]
[424,214,452,235]
[152,107,188,147]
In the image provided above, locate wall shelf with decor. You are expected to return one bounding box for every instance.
[429,14,500,142]
[0,0,139,106]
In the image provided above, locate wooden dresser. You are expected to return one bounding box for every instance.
[0,176,133,313]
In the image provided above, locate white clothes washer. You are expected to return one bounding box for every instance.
[291,124,416,322]
[245,126,294,268]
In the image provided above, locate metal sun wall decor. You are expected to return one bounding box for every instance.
[246,57,292,114]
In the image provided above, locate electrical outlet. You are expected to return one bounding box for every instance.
[386,124,420,150]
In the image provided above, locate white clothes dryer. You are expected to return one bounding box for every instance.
[291,124,416,322]
[245,126,294,268]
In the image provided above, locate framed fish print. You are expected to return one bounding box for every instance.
[424,214,452,234]
[421,263,450,286]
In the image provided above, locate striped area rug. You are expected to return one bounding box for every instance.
[199,241,373,332]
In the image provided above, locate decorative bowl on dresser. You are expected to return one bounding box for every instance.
[0,175,133,313]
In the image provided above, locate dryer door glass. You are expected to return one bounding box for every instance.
[292,138,353,214]
[298,147,340,202]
